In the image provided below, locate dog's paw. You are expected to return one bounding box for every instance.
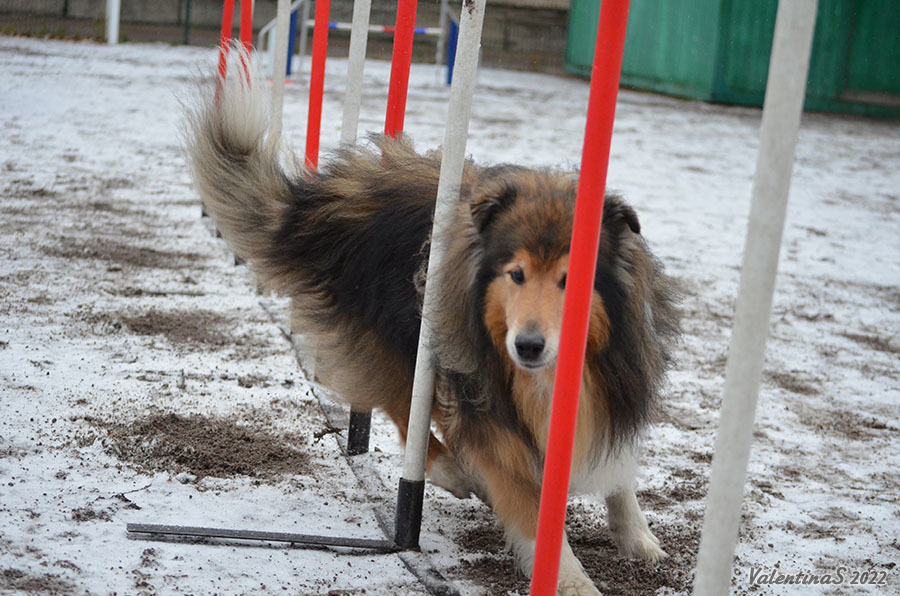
[427,454,474,499]
[614,526,667,563]
[557,573,602,596]
[556,540,602,596]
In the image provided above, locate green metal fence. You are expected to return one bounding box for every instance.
[566,0,900,117]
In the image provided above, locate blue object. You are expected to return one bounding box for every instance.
[287,10,298,76]
[446,18,458,86]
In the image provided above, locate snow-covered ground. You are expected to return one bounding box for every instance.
[1,35,898,595]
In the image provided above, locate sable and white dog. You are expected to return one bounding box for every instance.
[187,52,680,594]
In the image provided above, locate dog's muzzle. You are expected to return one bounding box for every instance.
[514,329,546,367]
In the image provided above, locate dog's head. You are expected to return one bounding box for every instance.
[470,170,642,374]
[485,244,569,371]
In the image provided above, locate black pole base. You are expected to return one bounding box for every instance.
[394,478,425,549]
[347,409,372,456]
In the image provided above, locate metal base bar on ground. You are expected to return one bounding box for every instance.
[127,524,398,552]
[692,1,819,595]
[393,0,487,550]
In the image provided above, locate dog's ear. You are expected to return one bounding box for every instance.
[603,197,641,235]
[470,178,518,234]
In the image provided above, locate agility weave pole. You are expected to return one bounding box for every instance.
[304,0,331,169]
[216,0,253,84]
[527,0,630,593]
[239,0,253,51]
[692,1,819,594]
[384,0,418,137]
[394,0,487,550]
[344,0,419,455]
[269,0,293,141]
[216,0,235,81]
[338,0,373,147]
[339,0,376,453]
[105,0,120,45]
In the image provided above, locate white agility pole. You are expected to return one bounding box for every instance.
[270,0,293,141]
[394,0,487,548]
[105,0,120,45]
[692,1,819,595]
[434,0,449,85]
[340,0,375,457]
[297,0,312,74]
[339,0,373,147]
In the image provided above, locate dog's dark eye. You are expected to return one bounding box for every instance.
[509,269,525,285]
[558,273,566,290]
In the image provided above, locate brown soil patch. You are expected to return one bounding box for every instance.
[103,413,310,479]
[80,308,236,348]
[451,520,525,595]
[71,507,112,523]
[43,237,203,269]
[119,309,233,347]
[0,568,76,596]
[797,406,897,442]
[841,332,899,355]
[767,371,820,396]
[450,502,700,595]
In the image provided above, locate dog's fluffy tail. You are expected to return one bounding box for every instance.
[186,48,292,277]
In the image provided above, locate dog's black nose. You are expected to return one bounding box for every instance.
[515,331,546,362]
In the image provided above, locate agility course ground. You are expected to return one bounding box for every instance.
[1,35,898,594]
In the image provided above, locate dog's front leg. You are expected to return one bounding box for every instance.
[507,524,602,596]
[605,487,666,562]
[471,447,602,596]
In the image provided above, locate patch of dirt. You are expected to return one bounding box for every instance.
[101,413,310,479]
[841,332,899,355]
[451,519,526,595]
[42,237,203,270]
[796,406,898,442]
[112,286,206,298]
[665,468,708,504]
[80,308,237,348]
[0,568,77,595]
[71,507,112,523]
[766,371,820,396]
[450,502,700,595]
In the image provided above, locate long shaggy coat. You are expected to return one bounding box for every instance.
[187,53,680,595]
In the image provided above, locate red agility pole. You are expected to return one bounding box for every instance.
[384,0,418,137]
[239,0,253,53]
[305,0,331,169]
[217,0,235,82]
[529,1,630,594]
